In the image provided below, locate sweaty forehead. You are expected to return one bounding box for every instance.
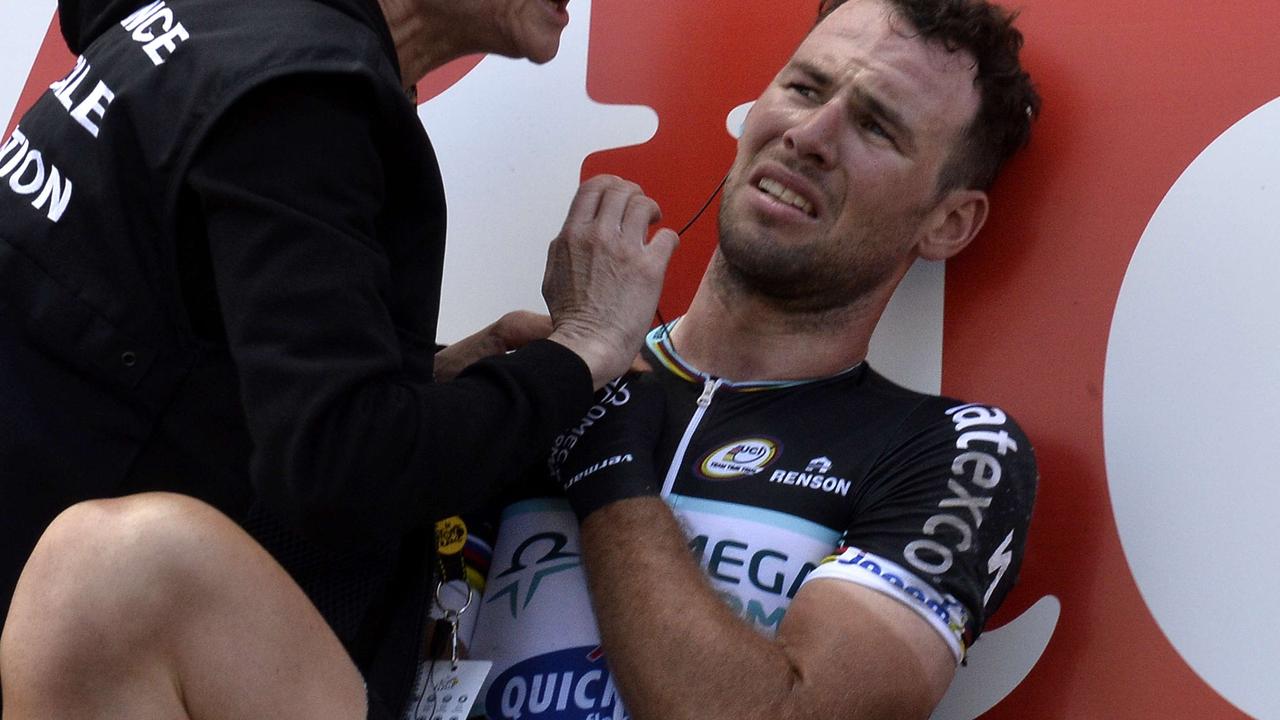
[795,0,980,128]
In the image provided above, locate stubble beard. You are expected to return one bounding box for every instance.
[713,201,917,317]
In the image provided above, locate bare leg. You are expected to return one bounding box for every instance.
[0,492,368,720]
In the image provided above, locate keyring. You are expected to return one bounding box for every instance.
[433,578,474,616]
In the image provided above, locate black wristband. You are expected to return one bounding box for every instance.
[561,447,656,521]
[548,373,664,522]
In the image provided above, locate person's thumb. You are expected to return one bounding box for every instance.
[647,227,679,265]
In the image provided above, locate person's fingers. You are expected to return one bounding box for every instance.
[595,179,642,233]
[621,194,662,245]
[646,228,679,264]
[560,175,614,232]
[495,311,553,349]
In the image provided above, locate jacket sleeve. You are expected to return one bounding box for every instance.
[185,73,594,549]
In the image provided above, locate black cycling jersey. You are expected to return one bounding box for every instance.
[466,322,1037,719]
[639,323,1037,655]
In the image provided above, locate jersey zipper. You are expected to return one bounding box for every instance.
[660,376,723,497]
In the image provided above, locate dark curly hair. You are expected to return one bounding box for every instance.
[818,0,1040,192]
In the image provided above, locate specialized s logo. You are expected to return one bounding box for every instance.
[697,438,779,479]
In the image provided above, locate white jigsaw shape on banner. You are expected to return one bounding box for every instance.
[931,597,1060,719]
[1106,95,1280,720]
[1,1,58,131]
[420,0,658,343]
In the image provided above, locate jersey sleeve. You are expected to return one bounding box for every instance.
[801,398,1037,661]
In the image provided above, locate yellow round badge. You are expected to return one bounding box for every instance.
[434,516,468,555]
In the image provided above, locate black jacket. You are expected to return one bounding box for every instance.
[0,0,592,710]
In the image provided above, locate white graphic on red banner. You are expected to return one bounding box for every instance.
[0,2,56,128]
[1106,96,1280,720]
[421,0,658,346]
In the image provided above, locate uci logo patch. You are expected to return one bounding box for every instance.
[698,438,779,479]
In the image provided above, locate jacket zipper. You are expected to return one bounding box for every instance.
[660,377,723,497]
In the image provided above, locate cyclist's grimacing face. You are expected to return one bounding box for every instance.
[717,0,980,304]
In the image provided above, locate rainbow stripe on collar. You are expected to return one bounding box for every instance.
[644,319,862,391]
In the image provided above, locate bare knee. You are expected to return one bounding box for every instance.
[1,493,235,686]
[1,494,366,719]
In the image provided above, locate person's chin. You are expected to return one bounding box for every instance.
[524,38,562,64]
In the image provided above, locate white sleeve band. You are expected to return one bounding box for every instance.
[802,546,971,662]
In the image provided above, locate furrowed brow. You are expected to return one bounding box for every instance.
[852,86,915,149]
[787,59,835,89]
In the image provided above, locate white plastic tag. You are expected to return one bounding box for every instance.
[405,659,492,720]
